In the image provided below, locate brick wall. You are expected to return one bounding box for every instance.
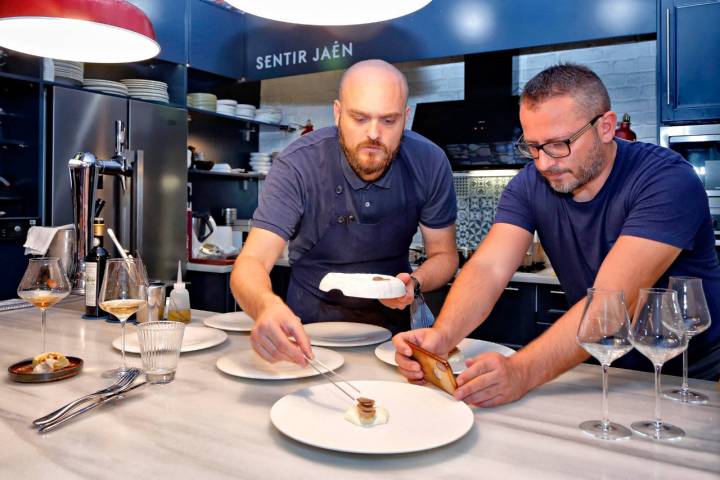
[259,40,657,152]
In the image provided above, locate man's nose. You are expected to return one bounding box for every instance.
[535,149,556,172]
[367,119,380,141]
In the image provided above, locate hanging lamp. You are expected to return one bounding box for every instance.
[0,0,159,63]
[224,0,432,26]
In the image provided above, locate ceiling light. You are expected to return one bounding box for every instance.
[225,0,432,26]
[0,0,160,63]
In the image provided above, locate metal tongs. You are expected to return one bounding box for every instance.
[303,354,363,403]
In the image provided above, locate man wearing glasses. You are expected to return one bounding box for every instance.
[394,63,720,406]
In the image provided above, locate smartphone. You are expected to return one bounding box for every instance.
[407,342,457,395]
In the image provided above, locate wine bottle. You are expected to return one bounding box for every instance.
[84,218,109,318]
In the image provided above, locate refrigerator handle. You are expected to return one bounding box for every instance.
[131,150,144,257]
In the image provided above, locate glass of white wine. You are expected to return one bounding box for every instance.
[664,276,712,404]
[629,287,688,441]
[99,258,147,377]
[576,288,633,440]
[17,257,71,353]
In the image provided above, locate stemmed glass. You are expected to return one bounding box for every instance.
[99,258,147,377]
[664,276,711,404]
[17,257,71,353]
[629,288,688,440]
[576,288,633,440]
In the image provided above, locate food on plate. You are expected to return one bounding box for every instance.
[372,276,390,281]
[448,346,465,364]
[344,397,389,427]
[31,352,70,373]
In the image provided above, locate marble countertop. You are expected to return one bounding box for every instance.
[1,298,718,479]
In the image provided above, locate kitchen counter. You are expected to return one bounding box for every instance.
[1,297,718,479]
[187,257,290,274]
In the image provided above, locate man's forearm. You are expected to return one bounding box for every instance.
[433,259,512,349]
[511,299,590,391]
[230,257,284,319]
[411,250,458,293]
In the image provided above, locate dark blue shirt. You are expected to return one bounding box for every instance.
[254,126,457,263]
[495,139,720,380]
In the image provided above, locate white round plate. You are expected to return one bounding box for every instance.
[203,311,255,332]
[319,272,406,299]
[113,325,227,354]
[305,322,391,347]
[374,338,515,374]
[216,347,343,380]
[270,380,474,454]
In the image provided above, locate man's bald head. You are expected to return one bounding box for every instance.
[338,59,408,104]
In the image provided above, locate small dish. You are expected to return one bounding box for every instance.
[8,357,83,383]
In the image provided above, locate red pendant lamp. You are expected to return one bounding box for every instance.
[0,0,159,63]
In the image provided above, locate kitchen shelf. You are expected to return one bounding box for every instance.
[0,139,29,148]
[188,169,266,179]
[187,107,297,132]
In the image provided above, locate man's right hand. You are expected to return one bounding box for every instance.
[392,328,449,384]
[250,301,313,365]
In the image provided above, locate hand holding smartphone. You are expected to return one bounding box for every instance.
[407,341,457,395]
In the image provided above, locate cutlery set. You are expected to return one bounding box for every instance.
[32,367,146,432]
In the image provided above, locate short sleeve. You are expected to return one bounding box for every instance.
[493,170,537,233]
[252,154,305,240]
[621,163,707,250]
[419,150,457,229]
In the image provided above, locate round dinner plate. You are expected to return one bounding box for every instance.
[318,272,406,299]
[270,380,474,454]
[216,347,343,380]
[305,322,392,347]
[113,325,227,354]
[203,311,255,332]
[374,338,515,374]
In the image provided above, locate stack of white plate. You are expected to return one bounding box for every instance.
[82,79,128,96]
[235,104,256,119]
[187,92,217,111]
[54,60,83,84]
[255,107,282,124]
[121,79,169,103]
[216,99,237,116]
[249,152,272,174]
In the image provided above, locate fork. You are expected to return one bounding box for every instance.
[33,368,141,426]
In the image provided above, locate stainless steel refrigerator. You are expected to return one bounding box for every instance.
[48,86,187,282]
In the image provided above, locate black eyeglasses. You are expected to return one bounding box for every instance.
[515,113,604,159]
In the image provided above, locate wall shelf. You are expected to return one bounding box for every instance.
[187,107,296,132]
[188,169,266,179]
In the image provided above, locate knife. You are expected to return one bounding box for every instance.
[38,381,149,433]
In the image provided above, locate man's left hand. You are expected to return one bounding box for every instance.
[454,352,530,407]
[379,272,414,310]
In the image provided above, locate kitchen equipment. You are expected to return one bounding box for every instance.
[220,207,237,225]
[136,282,166,323]
[50,86,187,287]
[660,124,720,246]
[192,211,215,242]
[46,226,75,278]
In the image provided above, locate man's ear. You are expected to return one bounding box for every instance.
[599,111,618,143]
[333,99,341,126]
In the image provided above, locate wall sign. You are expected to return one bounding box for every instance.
[255,41,354,71]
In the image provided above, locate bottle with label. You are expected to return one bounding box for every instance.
[614,113,637,141]
[84,218,109,318]
[167,261,191,323]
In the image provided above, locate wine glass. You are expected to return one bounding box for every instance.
[576,288,633,440]
[664,276,711,404]
[17,257,71,353]
[99,258,147,377]
[629,288,688,440]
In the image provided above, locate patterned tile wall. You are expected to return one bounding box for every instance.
[454,175,514,249]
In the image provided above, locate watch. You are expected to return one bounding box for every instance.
[409,275,422,297]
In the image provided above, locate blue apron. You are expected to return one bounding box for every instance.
[286,146,420,334]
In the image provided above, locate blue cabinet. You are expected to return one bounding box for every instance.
[127,0,188,65]
[660,0,720,123]
[189,0,245,79]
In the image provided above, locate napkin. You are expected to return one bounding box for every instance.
[23,224,73,256]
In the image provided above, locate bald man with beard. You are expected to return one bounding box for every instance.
[231,59,458,365]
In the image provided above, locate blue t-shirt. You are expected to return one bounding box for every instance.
[495,139,720,380]
[253,126,457,263]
